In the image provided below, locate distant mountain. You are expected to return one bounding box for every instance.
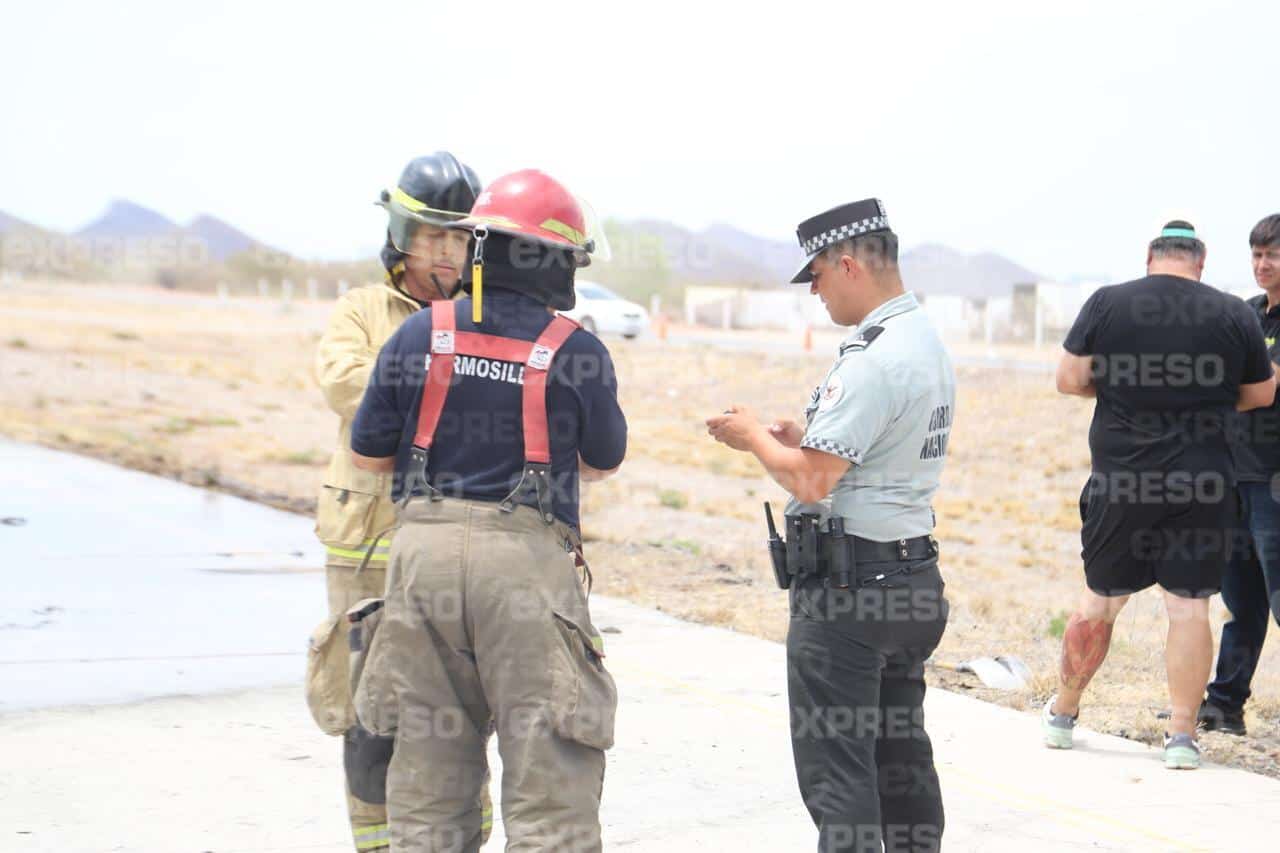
[0,209,98,278]
[6,200,1043,298]
[0,210,42,235]
[68,201,274,265]
[700,223,803,284]
[76,199,177,241]
[607,220,1037,297]
[612,219,802,287]
[183,214,258,262]
[900,243,1040,300]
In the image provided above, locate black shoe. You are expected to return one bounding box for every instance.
[1197,699,1246,736]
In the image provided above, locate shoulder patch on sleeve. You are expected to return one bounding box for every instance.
[817,374,845,412]
[839,324,884,356]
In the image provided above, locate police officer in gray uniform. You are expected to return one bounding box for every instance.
[708,199,955,853]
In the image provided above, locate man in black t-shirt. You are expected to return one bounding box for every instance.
[1042,221,1275,769]
[1203,213,1280,735]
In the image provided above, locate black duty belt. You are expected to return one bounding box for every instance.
[764,503,938,590]
[844,534,937,562]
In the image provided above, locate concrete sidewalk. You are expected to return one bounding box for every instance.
[5,594,1280,851]
[5,442,1279,851]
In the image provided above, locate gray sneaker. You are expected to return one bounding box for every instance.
[1163,733,1201,769]
[1042,695,1076,749]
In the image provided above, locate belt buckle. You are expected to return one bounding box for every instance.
[898,538,909,560]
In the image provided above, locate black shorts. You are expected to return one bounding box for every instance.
[1078,472,1245,598]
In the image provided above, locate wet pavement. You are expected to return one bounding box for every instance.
[0,440,324,712]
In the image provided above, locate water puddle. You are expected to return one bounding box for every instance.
[0,441,327,712]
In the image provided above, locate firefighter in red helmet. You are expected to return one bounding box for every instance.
[349,169,627,852]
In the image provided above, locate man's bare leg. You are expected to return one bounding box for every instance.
[1163,591,1212,737]
[1053,590,1130,717]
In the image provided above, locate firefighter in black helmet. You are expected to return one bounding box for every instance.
[308,151,489,853]
[377,152,483,303]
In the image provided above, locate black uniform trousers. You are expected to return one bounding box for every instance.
[787,554,949,853]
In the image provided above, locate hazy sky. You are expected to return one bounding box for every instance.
[4,0,1277,286]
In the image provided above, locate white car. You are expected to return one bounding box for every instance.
[564,280,649,339]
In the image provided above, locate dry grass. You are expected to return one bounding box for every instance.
[3,279,1278,777]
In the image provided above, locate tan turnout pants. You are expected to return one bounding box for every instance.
[325,563,496,852]
[379,498,617,853]
[325,561,395,851]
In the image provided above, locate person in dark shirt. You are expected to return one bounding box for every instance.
[1202,213,1280,735]
[350,285,626,530]
[349,170,627,851]
[1042,220,1275,769]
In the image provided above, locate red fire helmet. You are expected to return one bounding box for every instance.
[461,169,595,266]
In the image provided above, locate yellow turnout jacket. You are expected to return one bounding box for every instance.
[314,281,421,566]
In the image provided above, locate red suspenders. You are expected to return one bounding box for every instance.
[410,301,458,455]
[404,300,581,524]
[521,318,578,465]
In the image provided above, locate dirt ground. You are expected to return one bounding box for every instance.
[3,279,1278,778]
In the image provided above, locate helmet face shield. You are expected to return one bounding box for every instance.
[382,188,472,258]
[574,196,611,266]
[387,211,470,259]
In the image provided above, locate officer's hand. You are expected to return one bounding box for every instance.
[705,405,762,452]
[768,419,804,449]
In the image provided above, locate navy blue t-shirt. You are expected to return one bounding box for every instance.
[350,289,627,529]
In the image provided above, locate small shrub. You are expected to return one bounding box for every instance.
[658,489,688,510]
[671,539,701,555]
[273,449,325,466]
[1048,611,1069,639]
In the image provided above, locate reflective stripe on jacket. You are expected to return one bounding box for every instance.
[315,281,420,564]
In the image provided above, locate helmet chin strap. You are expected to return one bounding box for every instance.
[428,272,448,300]
[427,272,460,301]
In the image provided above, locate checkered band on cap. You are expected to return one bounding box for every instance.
[790,198,891,283]
[801,215,890,255]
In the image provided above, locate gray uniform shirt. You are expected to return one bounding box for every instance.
[785,292,956,541]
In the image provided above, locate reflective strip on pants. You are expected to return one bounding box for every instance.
[327,539,391,564]
[482,800,494,831]
[354,823,391,850]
